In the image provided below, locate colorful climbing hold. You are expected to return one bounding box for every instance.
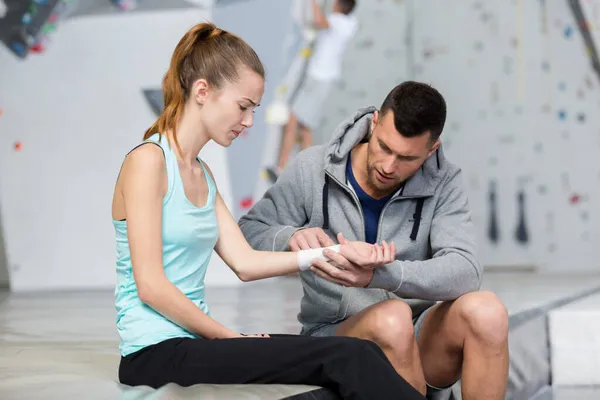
[14,141,22,151]
[300,47,312,58]
[569,194,581,204]
[240,197,253,210]
[564,25,573,38]
[558,109,567,120]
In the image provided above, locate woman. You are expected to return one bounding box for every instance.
[111,22,424,400]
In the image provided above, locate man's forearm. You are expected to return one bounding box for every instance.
[368,252,483,301]
[311,0,329,29]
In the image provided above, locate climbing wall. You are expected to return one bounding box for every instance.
[252,0,391,205]
[312,0,600,273]
[0,6,244,291]
[215,0,313,220]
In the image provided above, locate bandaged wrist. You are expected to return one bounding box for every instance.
[297,245,341,271]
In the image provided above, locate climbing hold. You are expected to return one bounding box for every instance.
[240,197,253,210]
[558,109,567,120]
[14,141,22,151]
[564,25,573,38]
[541,61,550,72]
[300,47,312,58]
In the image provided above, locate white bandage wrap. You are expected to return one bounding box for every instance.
[297,245,341,271]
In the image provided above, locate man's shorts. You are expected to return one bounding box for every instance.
[301,305,457,398]
[289,76,333,131]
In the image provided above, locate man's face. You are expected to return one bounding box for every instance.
[365,110,439,198]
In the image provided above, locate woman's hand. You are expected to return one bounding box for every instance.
[237,333,270,338]
[336,233,396,269]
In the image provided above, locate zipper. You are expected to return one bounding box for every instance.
[376,194,430,243]
[326,170,430,244]
[325,170,367,242]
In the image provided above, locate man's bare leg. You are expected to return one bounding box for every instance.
[277,113,300,171]
[417,291,509,400]
[300,125,312,150]
[334,299,427,395]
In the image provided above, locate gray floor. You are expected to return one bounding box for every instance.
[1,272,600,399]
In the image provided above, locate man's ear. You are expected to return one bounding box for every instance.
[370,110,379,133]
[192,78,210,105]
[428,139,440,157]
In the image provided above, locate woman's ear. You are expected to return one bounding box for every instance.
[192,78,210,105]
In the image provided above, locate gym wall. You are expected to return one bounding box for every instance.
[0,215,8,288]
[0,6,245,291]
[314,0,600,273]
[211,0,295,221]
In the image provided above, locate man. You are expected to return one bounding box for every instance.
[239,81,509,399]
[266,0,358,182]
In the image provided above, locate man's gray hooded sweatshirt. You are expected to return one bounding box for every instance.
[239,107,483,330]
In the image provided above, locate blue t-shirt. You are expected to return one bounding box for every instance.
[346,153,394,244]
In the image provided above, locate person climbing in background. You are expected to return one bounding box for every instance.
[266,0,358,183]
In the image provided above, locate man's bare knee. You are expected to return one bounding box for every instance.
[458,291,509,346]
[363,300,415,351]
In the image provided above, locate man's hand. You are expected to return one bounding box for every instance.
[310,257,375,288]
[309,233,396,288]
[289,227,335,251]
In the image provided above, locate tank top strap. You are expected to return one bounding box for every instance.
[143,133,177,204]
[197,157,217,207]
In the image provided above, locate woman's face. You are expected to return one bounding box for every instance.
[195,66,265,147]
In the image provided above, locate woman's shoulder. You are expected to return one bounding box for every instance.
[121,142,167,181]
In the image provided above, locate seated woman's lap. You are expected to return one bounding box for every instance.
[119,335,367,388]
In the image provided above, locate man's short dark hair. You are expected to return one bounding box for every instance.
[338,0,356,15]
[379,81,447,143]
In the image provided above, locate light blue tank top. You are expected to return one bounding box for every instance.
[113,133,219,357]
